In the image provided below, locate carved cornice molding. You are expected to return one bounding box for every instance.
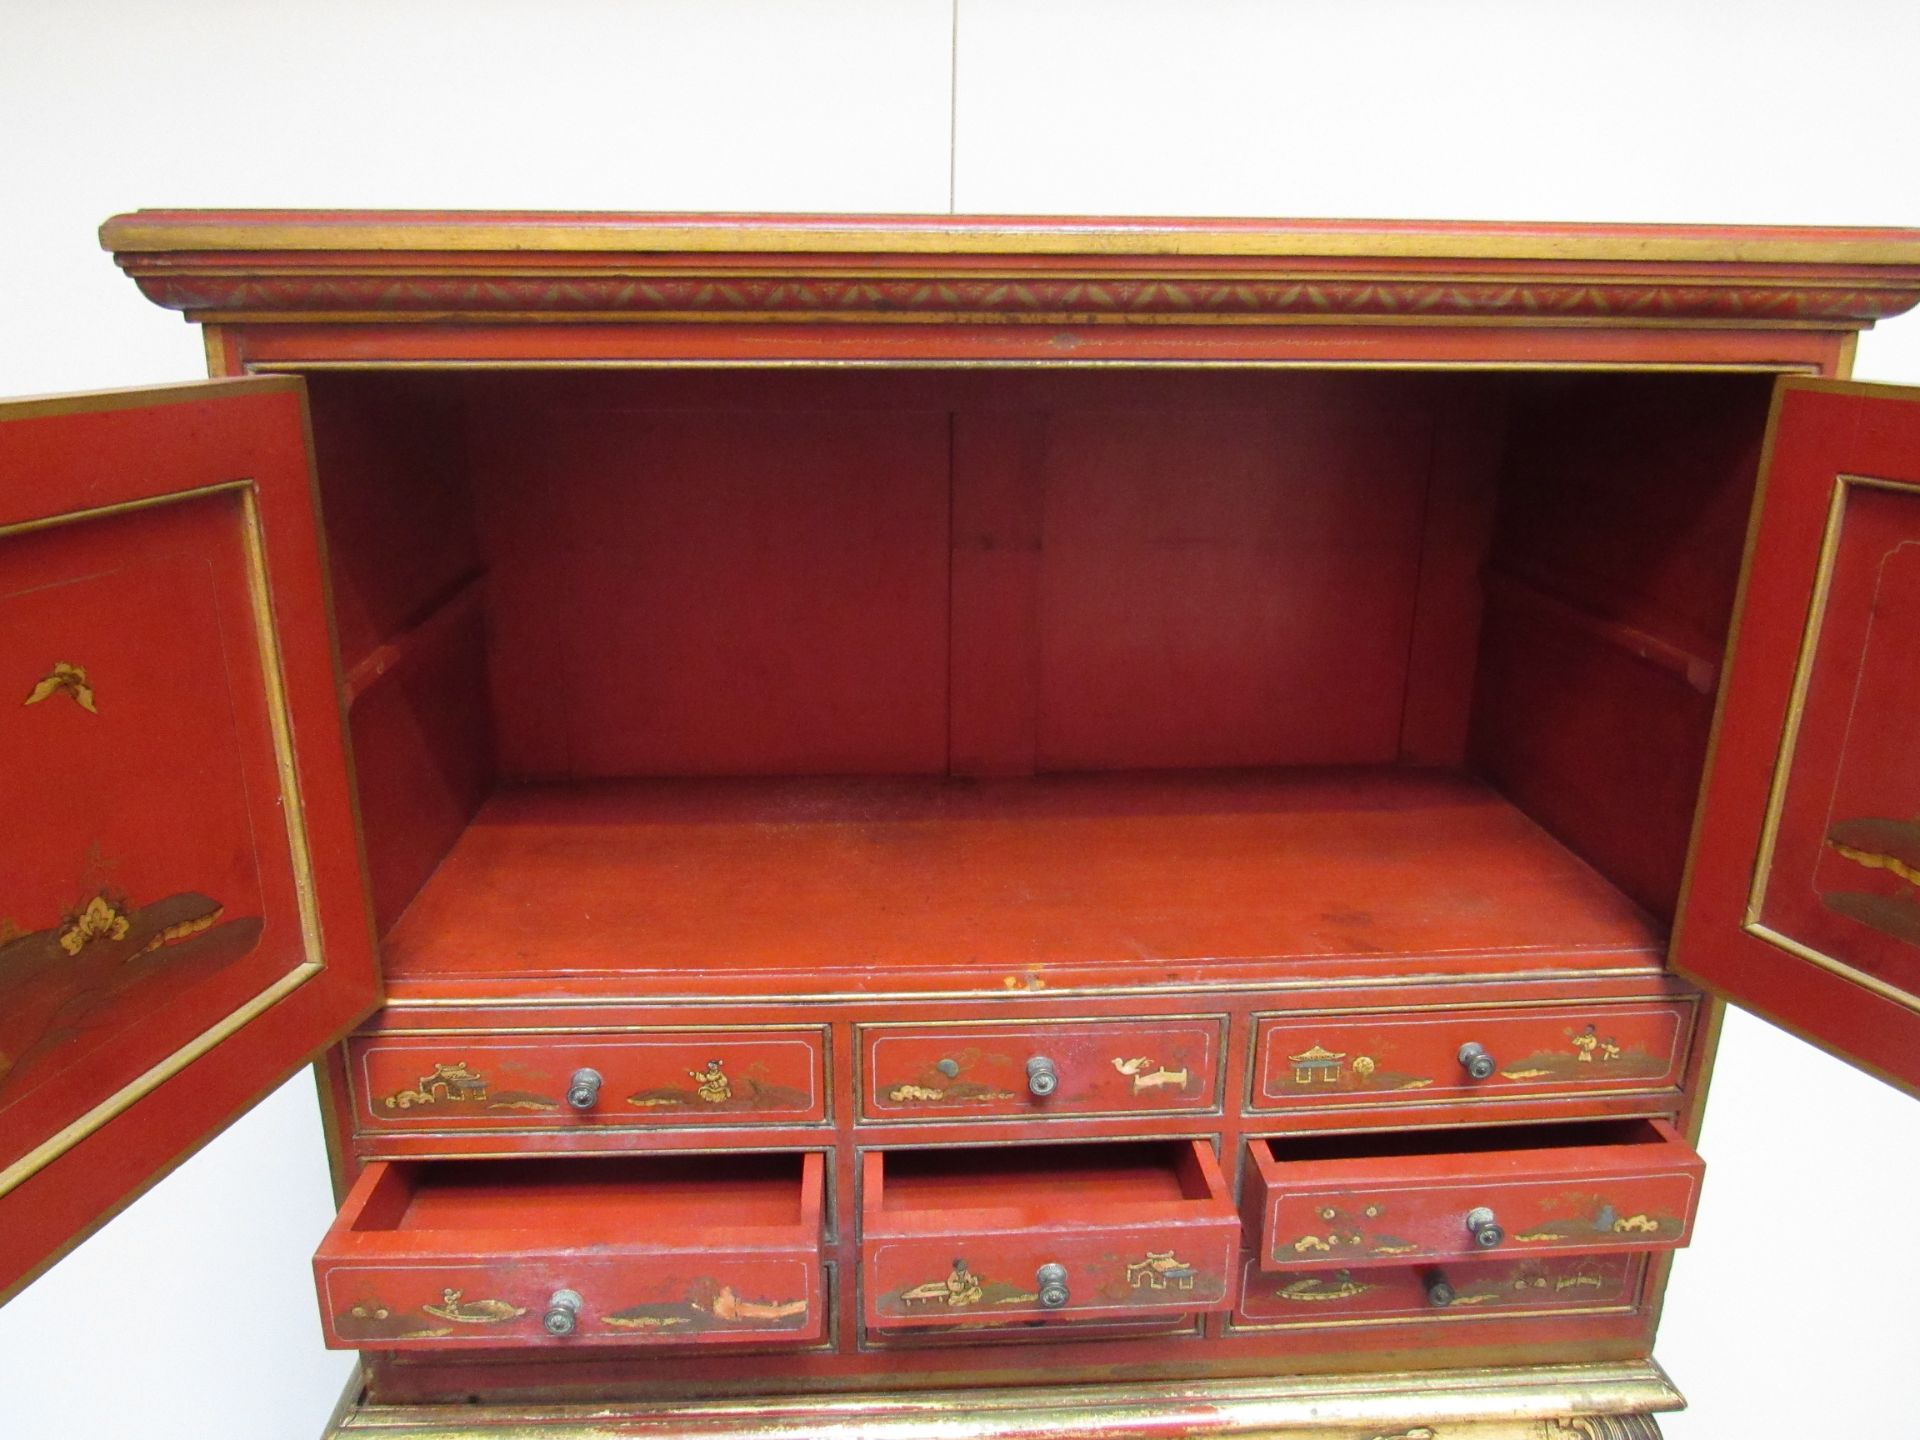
[102,211,1920,330]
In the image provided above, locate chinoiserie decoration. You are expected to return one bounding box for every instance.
[422,1289,526,1324]
[0,884,260,1095]
[380,1062,559,1114]
[626,1056,811,1112]
[23,661,96,713]
[1111,1055,1190,1093]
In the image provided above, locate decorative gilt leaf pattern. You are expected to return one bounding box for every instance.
[24,662,96,713]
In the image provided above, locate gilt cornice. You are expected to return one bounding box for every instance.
[101,210,1920,330]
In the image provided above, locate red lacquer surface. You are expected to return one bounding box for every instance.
[1246,1120,1703,1272]
[0,381,377,1303]
[1232,1251,1647,1328]
[381,770,1664,996]
[861,1140,1238,1329]
[1250,1002,1693,1110]
[861,1019,1222,1121]
[351,1029,827,1132]
[315,1153,826,1350]
[1677,381,1920,1093]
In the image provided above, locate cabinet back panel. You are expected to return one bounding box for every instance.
[1027,404,1432,771]
[468,395,953,778]
[448,371,1460,781]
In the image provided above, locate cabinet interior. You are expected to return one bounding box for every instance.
[305,367,1774,986]
[355,1153,812,1234]
[874,1140,1212,1211]
[1259,1117,1666,1164]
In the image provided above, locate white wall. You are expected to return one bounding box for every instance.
[2,2,1915,1435]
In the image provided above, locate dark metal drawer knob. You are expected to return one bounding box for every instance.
[566,1068,603,1110]
[1426,1274,1457,1308]
[544,1288,584,1336]
[1457,1042,1497,1081]
[1466,1206,1505,1249]
[1025,1055,1059,1098]
[1036,1262,1069,1309]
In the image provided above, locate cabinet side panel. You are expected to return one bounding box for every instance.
[305,375,494,933]
[1469,373,1775,922]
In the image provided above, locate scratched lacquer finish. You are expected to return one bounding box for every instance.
[0,382,377,1300]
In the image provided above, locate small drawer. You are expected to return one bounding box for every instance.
[862,1139,1238,1330]
[1250,1001,1692,1111]
[859,1018,1223,1122]
[348,1029,827,1131]
[1232,1251,1646,1329]
[315,1152,826,1350]
[1246,1118,1703,1272]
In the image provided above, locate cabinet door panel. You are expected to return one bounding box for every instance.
[1678,380,1920,1093]
[0,380,377,1301]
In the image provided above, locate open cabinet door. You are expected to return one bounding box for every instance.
[0,379,378,1300]
[1678,379,1920,1096]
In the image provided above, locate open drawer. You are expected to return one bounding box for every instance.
[861,1139,1238,1330]
[314,1152,825,1350]
[1246,1118,1703,1272]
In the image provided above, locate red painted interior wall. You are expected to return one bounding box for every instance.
[304,368,1773,934]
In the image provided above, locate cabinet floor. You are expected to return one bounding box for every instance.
[380,767,1665,997]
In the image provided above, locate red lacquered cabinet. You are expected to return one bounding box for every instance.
[5,212,1920,1438]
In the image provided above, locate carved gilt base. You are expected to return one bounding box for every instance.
[323,1361,1677,1439]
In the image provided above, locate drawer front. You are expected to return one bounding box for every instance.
[1232,1252,1646,1328]
[860,1018,1223,1121]
[1251,1001,1692,1110]
[316,1155,826,1351]
[350,1029,827,1130]
[861,1138,1239,1329]
[321,1251,824,1350]
[865,1226,1237,1329]
[1250,1121,1703,1271]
